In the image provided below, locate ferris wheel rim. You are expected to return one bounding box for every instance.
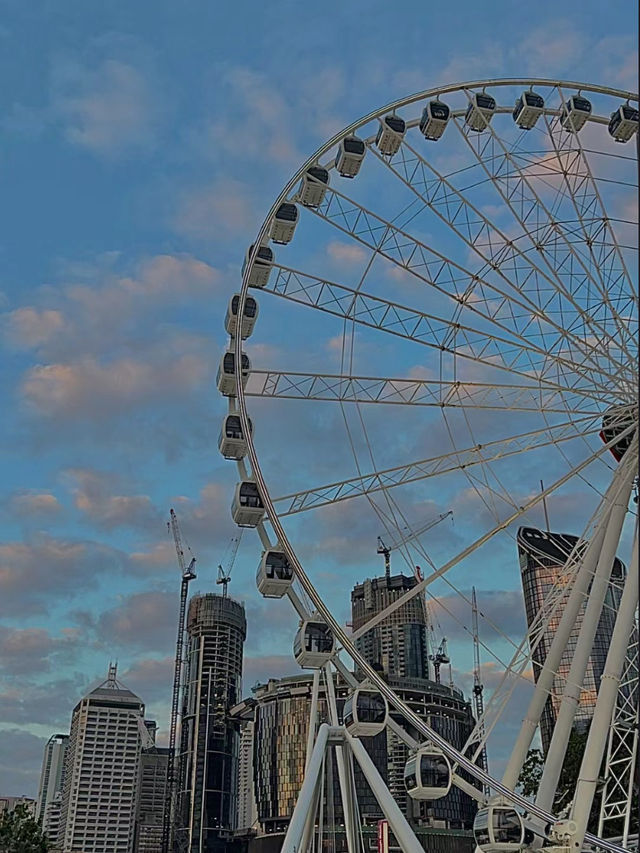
[230,77,638,853]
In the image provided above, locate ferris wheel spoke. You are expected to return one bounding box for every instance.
[266,264,606,398]
[311,186,619,395]
[367,135,630,380]
[272,415,599,516]
[453,103,636,371]
[246,369,601,414]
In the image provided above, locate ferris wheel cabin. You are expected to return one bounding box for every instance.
[343,687,388,737]
[216,351,251,397]
[294,618,335,668]
[218,413,253,460]
[608,104,639,142]
[465,92,497,132]
[403,746,452,800]
[257,549,294,597]
[600,404,636,461]
[299,166,329,207]
[335,136,366,177]
[473,804,534,853]
[419,100,450,140]
[512,90,545,129]
[225,294,259,339]
[560,95,592,132]
[270,203,299,244]
[375,114,406,155]
[231,480,265,527]
[242,244,274,289]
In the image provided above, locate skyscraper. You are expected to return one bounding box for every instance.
[351,573,430,680]
[58,664,146,853]
[351,572,478,828]
[36,733,68,827]
[517,526,624,753]
[236,721,257,831]
[134,746,170,853]
[175,593,247,853]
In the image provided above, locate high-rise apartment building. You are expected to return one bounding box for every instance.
[36,733,68,827]
[350,572,478,829]
[58,664,146,853]
[134,747,170,853]
[351,574,430,680]
[517,526,624,753]
[236,721,257,831]
[175,593,247,853]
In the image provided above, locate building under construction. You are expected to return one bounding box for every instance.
[174,593,247,853]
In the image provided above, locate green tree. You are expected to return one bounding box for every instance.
[0,804,51,853]
[516,747,545,798]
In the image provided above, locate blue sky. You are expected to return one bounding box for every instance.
[0,0,637,797]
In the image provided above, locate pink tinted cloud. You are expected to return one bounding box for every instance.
[51,57,162,157]
[63,468,160,531]
[9,491,62,517]
[3,307,65,349]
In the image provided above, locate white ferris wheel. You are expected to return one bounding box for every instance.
[217,79,639,853]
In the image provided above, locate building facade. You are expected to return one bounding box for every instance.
[517,526,625,753]
[237,721,257,831]
[134,747,170,853]
[175,593,247,853]
[242,670,477,835]
[57,664,145,853]
[351,574,430,680]
[36,733,69,828]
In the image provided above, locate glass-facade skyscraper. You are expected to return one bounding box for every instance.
[175,593,246,853]
[517,526,624,754]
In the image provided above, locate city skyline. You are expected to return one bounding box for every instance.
[0,0,637,816]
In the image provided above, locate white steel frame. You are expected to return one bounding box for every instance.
[224,79,638,853]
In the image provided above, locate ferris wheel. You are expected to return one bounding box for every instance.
[218,79,638,853]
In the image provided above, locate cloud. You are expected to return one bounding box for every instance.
[0,626,81,675]
[50,56,162,157]
[173,179,256,242]
[121,656,174,706]
[0,674,87,728]
[93,591,176,654]
[21,340,212,421]
[8,491,62,518]
[0,729,47,797]
[0,535,130,616]
[2,307,64,349]
[63,468,161,531]
[242,654,298,695]
[327,241,368,266]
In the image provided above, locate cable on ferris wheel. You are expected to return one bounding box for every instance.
[219,78,638,853]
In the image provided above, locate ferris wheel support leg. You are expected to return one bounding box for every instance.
[567,520,639,852]
[306,670,321,772]
[502,457,632,790]
[536,452,636,812]
[345,731,424,853]
[324,664,359,853]
[281,724,329,853]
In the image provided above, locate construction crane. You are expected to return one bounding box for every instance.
[472,586,490,788]
[216,533,242,597]
[430,637,450,684]
[377,510,453,582]
[161,509,197,853]
[414,564,451,685]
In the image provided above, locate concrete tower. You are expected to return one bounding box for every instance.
[175,593,247,853]
[517,526,625,753]
[36,733,68,827]
[58,664,145,853]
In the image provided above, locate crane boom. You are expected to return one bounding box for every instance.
[216,532,243,597]
[162,509,196,853]
[377,510,453,580]
[471,586,490,789]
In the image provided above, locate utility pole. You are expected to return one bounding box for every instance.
[471,586,490,790]
[162,509,197,853]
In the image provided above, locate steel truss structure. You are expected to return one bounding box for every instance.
[217,79,638,853]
